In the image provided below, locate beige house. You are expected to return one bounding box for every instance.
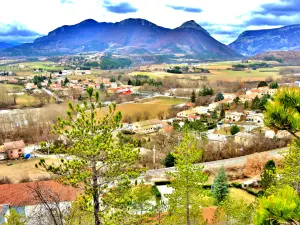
[132,119,164,134]
[177,109,196,118]
[246,113,264,125]
[225,112,244,123]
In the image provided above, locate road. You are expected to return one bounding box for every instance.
[42,88,63,102]
[143,148,286,180]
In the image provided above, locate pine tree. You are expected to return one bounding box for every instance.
[37,88,140,225]
[128,79,132,85]
[164,152,175,167]
[212,110,218,120]
[212,167,229,204]
[219,109,225,120]
[166,131,209,225]
[190,90,196,103]
[230,125,240,135]
[261,160,276,191]
[215,93,224,102]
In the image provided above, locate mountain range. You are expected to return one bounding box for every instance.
[229,24,300,56]
[0,42,14,50]
[0,19,240,59]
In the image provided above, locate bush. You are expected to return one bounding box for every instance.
[230,125,240,135]
[164,152,175,167]
[152,185,162,199]
[231,182,242,189]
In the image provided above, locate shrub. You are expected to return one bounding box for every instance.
[164,152,175,167]
[152,185,162,199]
[231,182,242,189]
[230,125,240,135]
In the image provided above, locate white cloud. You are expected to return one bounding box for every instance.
[0,0,283,43]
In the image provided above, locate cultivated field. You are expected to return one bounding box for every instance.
[98,97,187,120]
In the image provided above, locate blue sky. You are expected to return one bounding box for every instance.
[0,0,299,44]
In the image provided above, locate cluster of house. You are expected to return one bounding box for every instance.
[0,140,25,161]
[176,87,278,122]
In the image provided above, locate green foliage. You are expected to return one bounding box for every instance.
[254,186,300,225]
[152,185,162,199]
[212,167,229,204]
[264,87,300,138]
[164,152,175,167]
[84,61,100,68]
[269,81,278,89]
[130,75,162,87]
[190,90,196,103]
[212,110,218,120]
[127,79,132,85]
[100,56,132,70]
[130,183,154,215]
[37,88,140,225]
[219,109,225,120]
[263,55,283,63]
[257,81,268,88]
[32,75,45,85]
[261,160,276,191]
[184,120,207,132]
[230,125,240,135]
[233,97,240,104]
[4,209,27,225]
[63,77,69,86]
[199,86,214,96]
[213,198,255,225]
[258,94,271,111]
[167,66,182,74]
[165,131,210,225]
[215,93,224,102]
[274,141,300,195]
[251,96,261,109]
[244,101,249,109]
[232,64,247,69]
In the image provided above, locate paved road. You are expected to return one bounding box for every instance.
[143,148,286,180]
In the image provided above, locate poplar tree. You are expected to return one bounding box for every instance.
[38,88,140,225]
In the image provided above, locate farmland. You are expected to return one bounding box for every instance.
[130,61,287,82]
[98,96,187,120]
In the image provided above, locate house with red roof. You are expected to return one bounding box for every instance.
[0,180,77,224]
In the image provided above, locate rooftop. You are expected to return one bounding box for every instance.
[0,180,77,206]
[3,140,25,151]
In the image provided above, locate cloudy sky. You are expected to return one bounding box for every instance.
[0,0,299,44]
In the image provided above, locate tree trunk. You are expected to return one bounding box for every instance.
[92,162,101,225]
[186,176,190,225]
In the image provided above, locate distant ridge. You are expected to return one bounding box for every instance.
[229,24,300,56]
[0,42,14,50]
[0,18,241,59]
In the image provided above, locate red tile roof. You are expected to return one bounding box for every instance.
[0,180,77,206]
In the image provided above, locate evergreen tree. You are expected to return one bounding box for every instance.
[38,88,140,225]
[190,90,196,103]
[212,110,218,120]
[215,93,224,102]
[219,109,225,120]
[233,97,240,104]
[261,160,276,191]
[230,125,240,135]
[244,101,249,109]
[212,167,229,204]
[251,96,260,109]
[63,77,69,86]
[164,152,175,167]
[100,82,105,91]
[166,131,209,225]
[254,186,300,224]
[128,79,132,85]
[257,81,268,88]
[269,81,278,89]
